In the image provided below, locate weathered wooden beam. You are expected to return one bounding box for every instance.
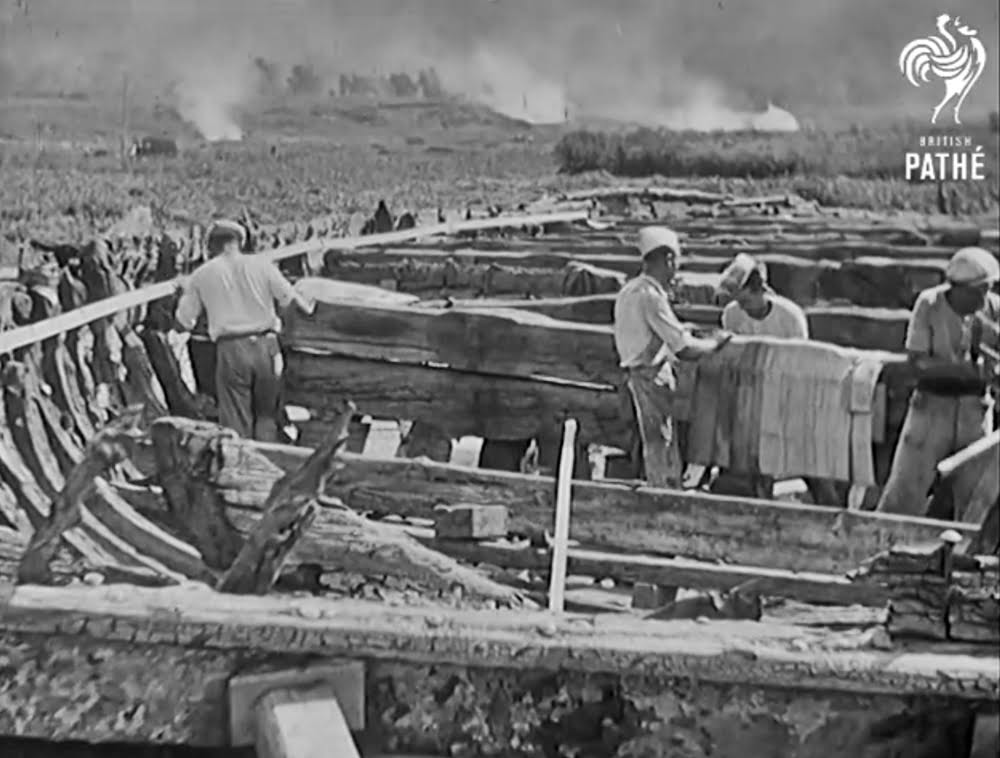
[287,291,913,389]
[404,529,890,606]
[226,439,979,575]
[323,246,949,308]
[285,350,630,448]
[1,583,996,703]
[148,418,246,570]
[285,292,622,385]
[146,418,528,605]
[218,403,356,594]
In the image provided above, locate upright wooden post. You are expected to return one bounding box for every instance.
[548,418,577,612]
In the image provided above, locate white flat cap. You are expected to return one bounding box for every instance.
[637,226,681,258]
[716,253,764,295]
[946,247,999,286]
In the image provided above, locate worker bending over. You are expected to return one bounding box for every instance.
[614,226,730,488]
[712,254,840,504]
[175,220,316,442]
[717,253,808,339]
[876,247,999,517]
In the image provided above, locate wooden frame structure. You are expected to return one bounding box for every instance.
[1,197,997,756]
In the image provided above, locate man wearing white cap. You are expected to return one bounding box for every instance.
[876,246,1000,517]
[710,252,838,500]
[614,226,731,487]
[175,220,316,442]
[716,253,808,340]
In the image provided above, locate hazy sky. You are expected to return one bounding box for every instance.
[2,0,998,123]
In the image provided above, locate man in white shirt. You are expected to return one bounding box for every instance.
[613,226,730,488]
[717,253,808,339]
[713,253,840,504]
[175,220,316,442]
[876,247,999,517]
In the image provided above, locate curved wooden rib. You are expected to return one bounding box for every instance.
[119,328,169,420]
[0,363,124,572]
[140,329,209,419]
[0,480,32,535]
[84,479,213,582]
[16,409,143,585]
[2,360,176,581]
[67,326,109,427]
[41,335,97,443]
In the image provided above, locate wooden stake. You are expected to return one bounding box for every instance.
[547,418,577,612]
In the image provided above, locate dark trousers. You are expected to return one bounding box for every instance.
[215,332,282,442]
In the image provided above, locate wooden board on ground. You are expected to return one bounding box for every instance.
[223,439,979,575]
[0,582,995,705]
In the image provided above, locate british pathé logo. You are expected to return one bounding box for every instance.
[899,14,986,125]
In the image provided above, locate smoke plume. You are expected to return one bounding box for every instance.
[1,0,997,137]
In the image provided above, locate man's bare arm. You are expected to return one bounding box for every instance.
[173,277,202,332]
[292,290,317,316]
[677,332,732,360]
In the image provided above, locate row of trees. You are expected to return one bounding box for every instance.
[253,58,444,99]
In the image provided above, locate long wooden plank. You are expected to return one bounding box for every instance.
[285,350,630,447]
[288,291,912,383]
[939,432,1000,480]
[323,247,948,308]
[232,440,978,575]
[286,291,621,385]
[399,526,889,606]
[424,295,911,354]
[374,243,956,268]
[0,210,588,355]
[1,583,995,701]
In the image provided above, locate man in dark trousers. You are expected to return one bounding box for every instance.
[175,220,316,441]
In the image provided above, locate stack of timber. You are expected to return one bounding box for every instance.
[853,537,1000,643]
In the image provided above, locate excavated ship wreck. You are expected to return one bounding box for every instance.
[0,187,997,758]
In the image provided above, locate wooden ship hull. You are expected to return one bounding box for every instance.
[1,190,997,757]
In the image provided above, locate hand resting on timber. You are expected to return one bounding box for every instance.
[643,588,762,622]
[677,330,733,360]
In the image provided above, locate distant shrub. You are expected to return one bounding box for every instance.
[554,123,999,182]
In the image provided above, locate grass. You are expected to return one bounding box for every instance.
[554,122,1000,212]
[2,97,999,264]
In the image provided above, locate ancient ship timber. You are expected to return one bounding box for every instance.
[0,188,997,758]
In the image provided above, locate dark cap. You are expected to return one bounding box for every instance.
[206,219,248,252]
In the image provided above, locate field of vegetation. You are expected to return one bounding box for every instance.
[554,120,1000,213]
[2,96,999,262]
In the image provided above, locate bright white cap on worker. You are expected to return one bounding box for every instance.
[636,226,681,258]
[717,253,760,294]
[946,247,1000,286]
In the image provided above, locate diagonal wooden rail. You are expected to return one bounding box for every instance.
[0,209,588,356]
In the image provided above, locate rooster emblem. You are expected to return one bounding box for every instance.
[899,14,986,125]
